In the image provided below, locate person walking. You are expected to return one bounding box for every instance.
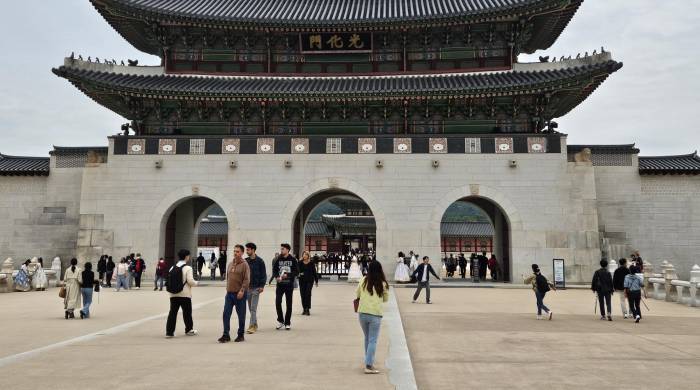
[591,259,614,321]
[272,243,298,330]
[411,256,440,304]
[355,261,390,374]
[613,258,631,318]
[218,250,227,281]
[209,252,218,281]
[524,264,555,320]
[105,256,115,288]
[115,258,129,291]
[79,262,99,319]
[63,258,82,319]
[624,265,645,323]
[477,251,489,280]
[165,249,198,338]
[218,245,250,343]
[488,254,500,281]
[458,254,467,279]
[154,257,168,291]
[245,243,266,334]
[196,252,206,279]
[132,253,146,289]
[97,255,107,286]
[298,251,319,316]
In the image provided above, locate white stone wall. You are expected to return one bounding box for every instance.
[72,137,601,283]
[595,163,700,279]
[0,159,83,269]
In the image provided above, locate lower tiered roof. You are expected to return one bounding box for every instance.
[0,154,50,176]
[639,153,700,175]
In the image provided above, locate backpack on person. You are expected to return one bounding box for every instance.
[166,265,185,294]
[535,274,550,294]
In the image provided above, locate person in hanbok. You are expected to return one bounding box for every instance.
[63,258,82,319]
[409,254,419,273]
[347,254,363,282]
[32,257,48,291]
[393,252,411,283]
[14,259,32,292]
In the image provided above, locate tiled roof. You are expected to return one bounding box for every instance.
[305,221,333,237]
[440,222,494,237]
[53,58,621,106]
[198,221,228,236]
[0,153,50,176]
[50,146,109,155]
[639,152,700,175]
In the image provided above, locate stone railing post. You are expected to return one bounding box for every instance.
[664,263,678,302]
[689,264,700,307]
[0,258,15,293]
[643,261,654,292]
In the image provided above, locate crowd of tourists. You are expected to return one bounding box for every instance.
[442,252,501,281]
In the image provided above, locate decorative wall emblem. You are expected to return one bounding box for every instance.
[222,138,240,154]
[189,139,205,155]
[465,138,481,154]
[358,138,376,154]
[393,138,412,154]
[291,138,309,154]
[127,139,145,155]
[528,137,547,153]
[429,138,448,154]
[326,138,342,154]
[257,138,274,154]
[158,139,176,155]
[495,138,513,154]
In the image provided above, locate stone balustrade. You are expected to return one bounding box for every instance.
[646,262,700,307]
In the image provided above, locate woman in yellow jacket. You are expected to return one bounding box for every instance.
[355,261,389,374]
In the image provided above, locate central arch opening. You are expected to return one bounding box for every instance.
[162,197,230,280]
[440,196,511,282]
[292,190,376,278]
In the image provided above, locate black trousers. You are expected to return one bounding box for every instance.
[166,297,193,335]
[299,281,314,310]
[134,272,143,288]
[105,272,113,287]
[598,292,612,315]
[219,263,226,280]
[459,266,466,278]
[275,283,294,325]
[627,290,642,319]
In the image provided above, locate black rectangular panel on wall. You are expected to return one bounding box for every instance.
[114,138,127,154]
[514,137,528,153]
[205,139,221,154]
[376,138,393,153]
[240,139,257,154]
[447,138,465,154]
[309,137,326,154]
[480,137,495,153]
[411,138,429,153]
[276,138,291,154]
[176,139,190,154]
[145,139,159,154]
[341,137,358,153]
[547,136,561,153]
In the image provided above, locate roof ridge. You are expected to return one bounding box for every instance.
[639,152,699,160]
[0,152,49,160]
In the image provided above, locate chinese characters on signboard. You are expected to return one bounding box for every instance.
[300,33,373,53]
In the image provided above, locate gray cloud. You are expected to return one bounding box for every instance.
[1,0,698,156]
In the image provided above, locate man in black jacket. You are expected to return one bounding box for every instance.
[245,243,266,334]
[612,258,630,319]
[412,256,441,304]
[591,259,615,321]
[272,243,298,330]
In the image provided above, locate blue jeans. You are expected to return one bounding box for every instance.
[358,313,382,367]
[80,288,93,317]
[155,275,165,290]
[223,291,247,337]
[535,290,550,315]
[116,275,128,291]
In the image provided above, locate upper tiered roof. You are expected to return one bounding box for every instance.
[639,152,700,175]
[0,153,50,176]
[92,0,582,55]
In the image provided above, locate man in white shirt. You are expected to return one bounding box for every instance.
[165,249,198,338]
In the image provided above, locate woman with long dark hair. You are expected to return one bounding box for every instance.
[355,261,389,374]
[79,262,99,319]
[63,258,82,319]
[298,251,318,316]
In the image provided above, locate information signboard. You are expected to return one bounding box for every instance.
[552,258,566,289]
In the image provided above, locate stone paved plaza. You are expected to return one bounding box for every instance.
[1,283,699,389]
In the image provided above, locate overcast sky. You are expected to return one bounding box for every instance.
[1,0,698,156]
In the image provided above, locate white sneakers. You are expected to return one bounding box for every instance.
[536,315,543,320]
[285,325,291,330]
[185,330,198,336]
[276,322,285,330]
